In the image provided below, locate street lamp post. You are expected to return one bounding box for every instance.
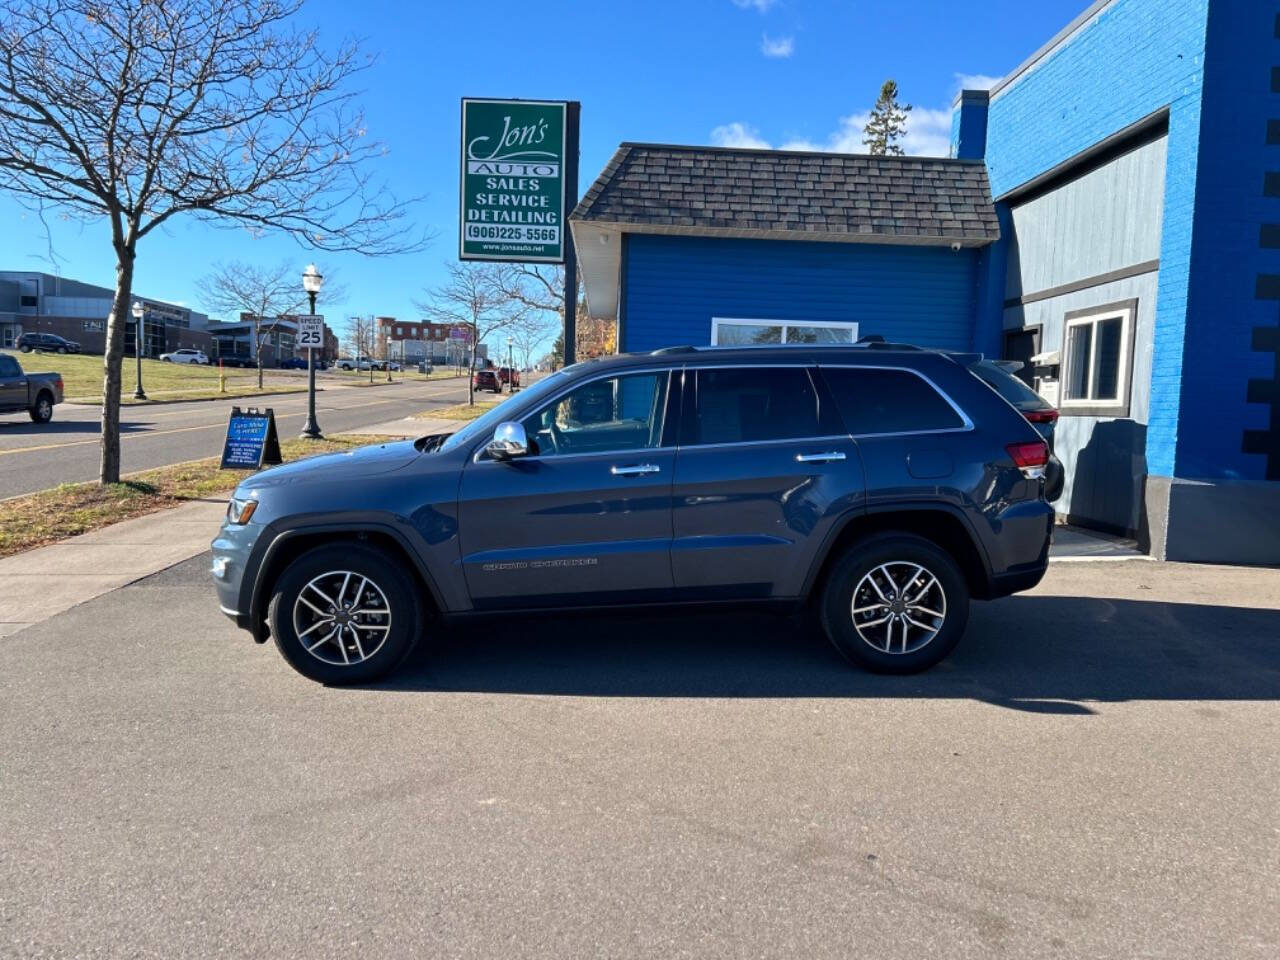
[130,301,147,401]
[506,336,515,393]
[300,264,323,439]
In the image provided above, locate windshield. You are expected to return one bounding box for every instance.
[968,360,1051,411]
[438,370,570,453]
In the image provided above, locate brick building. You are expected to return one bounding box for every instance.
[569,0,1279,564]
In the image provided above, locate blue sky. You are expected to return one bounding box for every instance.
[0,0,1085,351]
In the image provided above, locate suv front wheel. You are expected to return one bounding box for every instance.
[267,543,422,685]
[820,533,969,674]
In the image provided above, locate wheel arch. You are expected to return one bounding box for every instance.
[248,522,444,642]
[803,504,994,603]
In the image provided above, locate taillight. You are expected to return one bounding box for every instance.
[55,377,64,392]
[1025,408,1059,425]
[1006,441,1049,479]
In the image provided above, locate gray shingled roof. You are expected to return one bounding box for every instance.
[570,143,999,245]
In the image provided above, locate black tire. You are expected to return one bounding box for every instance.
[56,346,67,354]
[819,533,969,674]
[28,392,53,423]
[18,345,31,352]
[267,543,422,685]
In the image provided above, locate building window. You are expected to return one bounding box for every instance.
[711,318,858,346]
[19,295,38,308]
[1060,300,1136,417]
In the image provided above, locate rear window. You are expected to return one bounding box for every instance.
[688,367,827,445]
[820,367,966,435]
[968,360,1051,412]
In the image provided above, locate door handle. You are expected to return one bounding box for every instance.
[796,451,846,463]
[611,463,661,476]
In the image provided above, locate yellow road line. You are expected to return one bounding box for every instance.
[0,396,414,458]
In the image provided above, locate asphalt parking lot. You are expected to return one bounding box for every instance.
[2,557,1277,959]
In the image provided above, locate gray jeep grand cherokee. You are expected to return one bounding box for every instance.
[212,343,1055,684]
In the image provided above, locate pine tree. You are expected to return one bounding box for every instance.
[863,80,913,156]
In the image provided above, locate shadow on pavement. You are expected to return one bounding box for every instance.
[369,595,1280,711]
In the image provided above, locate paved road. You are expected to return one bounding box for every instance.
[0,376,471,498]
[1,558,1276,958]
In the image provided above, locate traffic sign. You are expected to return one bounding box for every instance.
[296,315,324,350]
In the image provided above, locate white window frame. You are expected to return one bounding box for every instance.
[1060,301,1135,417]
[710,317,859,346]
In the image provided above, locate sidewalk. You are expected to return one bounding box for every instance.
[0,497,226,637]
[344,416,459,438]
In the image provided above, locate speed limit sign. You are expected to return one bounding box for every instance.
[296,315,324,350]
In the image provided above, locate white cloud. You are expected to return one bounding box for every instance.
[760,33,795,58]
[953,72,1002,92]
[710,121,773,149]
[731,0,778,12]
[721,105,955,158]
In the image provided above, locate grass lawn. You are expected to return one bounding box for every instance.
[411,398,508,421]
[3,349,306,404]
[328,366,465,385]
[0,433,397,559]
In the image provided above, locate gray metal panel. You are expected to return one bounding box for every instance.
[1004,271,1159,535]
[1005,135,1167,299]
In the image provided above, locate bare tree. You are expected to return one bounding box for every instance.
[493,263,613,365]
[342,314,377,382]
[417,262,523,405]
[0,0,425,483]
[197,260,345,388]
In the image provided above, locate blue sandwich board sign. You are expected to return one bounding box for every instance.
[221,407,283,470]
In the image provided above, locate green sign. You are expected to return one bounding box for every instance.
[460,99,567,263]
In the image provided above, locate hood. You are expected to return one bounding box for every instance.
[239,439,422,491]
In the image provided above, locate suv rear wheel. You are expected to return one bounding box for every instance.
[820,533,969,674]
[267,544,422,685]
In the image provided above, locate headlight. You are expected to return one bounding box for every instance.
[226,496,259,525]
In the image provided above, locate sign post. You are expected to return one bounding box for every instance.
[296,313,324,439]
[460,98,579,364]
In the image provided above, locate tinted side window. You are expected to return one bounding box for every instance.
[689,367,823,445]
[0,356,19,377]
[821,367,965,435]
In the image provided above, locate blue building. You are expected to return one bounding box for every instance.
[569,0,1280,564]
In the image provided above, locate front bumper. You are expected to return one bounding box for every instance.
[211,518,266,634]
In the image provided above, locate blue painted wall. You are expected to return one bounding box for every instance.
[1177,0,1278,481]
[622,235,980,354]
[981,0,1211,479]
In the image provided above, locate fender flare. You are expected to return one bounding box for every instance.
[798,501,995,599]
[244,517,448,641]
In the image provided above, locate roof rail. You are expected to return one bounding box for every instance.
[650,345,699,355]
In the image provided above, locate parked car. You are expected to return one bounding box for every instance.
[212,342,1055,685]
[497,366,521,389]
[473,368,502,393]
[277,356,307,370]
[0,353,64,422]
[335,357,374,371]
[159,347,210,365]
[217,355,255,368]
[16,332,80,354]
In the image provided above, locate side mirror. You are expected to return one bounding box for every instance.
[486,421,529,461]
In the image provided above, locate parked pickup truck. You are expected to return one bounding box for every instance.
[0,353,64,422]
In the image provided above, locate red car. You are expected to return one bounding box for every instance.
[473,368,501,393]
[497,366,521,388]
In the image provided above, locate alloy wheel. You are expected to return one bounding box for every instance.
[850,562,947,655]
[291,570,392,666]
